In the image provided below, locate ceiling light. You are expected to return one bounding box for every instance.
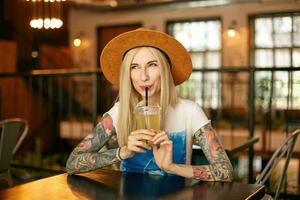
[28,0,65,29]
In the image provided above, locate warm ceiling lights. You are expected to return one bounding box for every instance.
[28,0,66,29]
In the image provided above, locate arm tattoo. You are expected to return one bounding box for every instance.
[66,114,119,175]
[192,123,233,182]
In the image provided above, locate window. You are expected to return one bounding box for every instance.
[167,20,221,109]
[252,13,300,109]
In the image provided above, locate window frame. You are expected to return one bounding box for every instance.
[166,17,222,109]
[250,11,300,110]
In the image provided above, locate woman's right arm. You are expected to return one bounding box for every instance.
[66,113,120,175]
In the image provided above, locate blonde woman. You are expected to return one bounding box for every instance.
[66,28,233,181]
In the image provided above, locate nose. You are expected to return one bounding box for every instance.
[140,68,149,81]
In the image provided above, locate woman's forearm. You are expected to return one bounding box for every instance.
[66,148,119,174]
[66,114,119,175]
[167,163,232,181]
[167,123,233,181]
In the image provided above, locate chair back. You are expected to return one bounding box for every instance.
[255,129,300,200]
[0,118,28,172]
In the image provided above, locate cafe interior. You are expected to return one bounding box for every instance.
[0,0,300,199]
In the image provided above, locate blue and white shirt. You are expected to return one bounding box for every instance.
[107,98,209,175]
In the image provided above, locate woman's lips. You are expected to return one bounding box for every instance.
[140,85,152,91]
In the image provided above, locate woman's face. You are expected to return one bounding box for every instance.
[130,48,161,98]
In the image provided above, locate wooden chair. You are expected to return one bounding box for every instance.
[0,118,28,187]
[255,129,300,200]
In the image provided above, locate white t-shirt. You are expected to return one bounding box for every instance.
[107,97,209,164]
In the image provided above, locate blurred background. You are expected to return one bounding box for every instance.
[0,0,300,198]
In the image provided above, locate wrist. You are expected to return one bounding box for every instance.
[164,163,178,174]
[120,146,134,160]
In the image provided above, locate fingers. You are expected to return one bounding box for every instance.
[127,145,147,153]
[154,140,173,149]
[152,140,173,151]
[128,130,155,153]
[130,130,155,142]
[128,139,148,152]
[127,130,171,153]
[131,129,156,136]
[152,131,169,145]
[128,139,151,151]
[160,140,173,146]
[131,134,154,142]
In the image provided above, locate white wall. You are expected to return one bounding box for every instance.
[69,0,300,68]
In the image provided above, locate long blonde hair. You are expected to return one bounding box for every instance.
[117,47,177,147]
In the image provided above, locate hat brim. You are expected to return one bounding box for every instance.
[100,28,192,86]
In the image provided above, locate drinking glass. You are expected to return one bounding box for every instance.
[134,103,161,145]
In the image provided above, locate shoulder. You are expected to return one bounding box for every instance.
[167,98,202,117]
[175,97,201,110]
[100,102,119,131]
[105,102,119,119]
[108,102,120,112]
[176,98,209,128]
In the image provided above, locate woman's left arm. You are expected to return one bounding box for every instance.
[152,122,233,182]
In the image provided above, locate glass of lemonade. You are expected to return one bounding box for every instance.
[134,103,161,146]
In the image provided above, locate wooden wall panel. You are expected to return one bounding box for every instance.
[39,45,73,69]
[0,40,17,73]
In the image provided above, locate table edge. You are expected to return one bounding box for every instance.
[245,185,265,200]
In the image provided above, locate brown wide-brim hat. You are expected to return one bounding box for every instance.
[100,28,192,86]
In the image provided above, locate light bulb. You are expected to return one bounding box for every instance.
[227,28,236,38]
[31,51,39,58]
[44,18,51,29]
[73,38,81,47]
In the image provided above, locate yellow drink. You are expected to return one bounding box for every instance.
[134,105,161,146]
[135,114,161,130]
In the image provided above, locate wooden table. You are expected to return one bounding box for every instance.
[0,169,265,200]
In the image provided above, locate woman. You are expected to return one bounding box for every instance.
[66,28,233,181]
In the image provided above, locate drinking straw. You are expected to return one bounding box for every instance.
[145,87,150,130]
[145,87,148,106]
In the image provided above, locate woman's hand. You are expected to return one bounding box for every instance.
[152,131,175,173]
[121,129,155,159]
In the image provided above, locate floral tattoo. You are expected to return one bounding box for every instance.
[66,113,120,174]
[192,123,233,181]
